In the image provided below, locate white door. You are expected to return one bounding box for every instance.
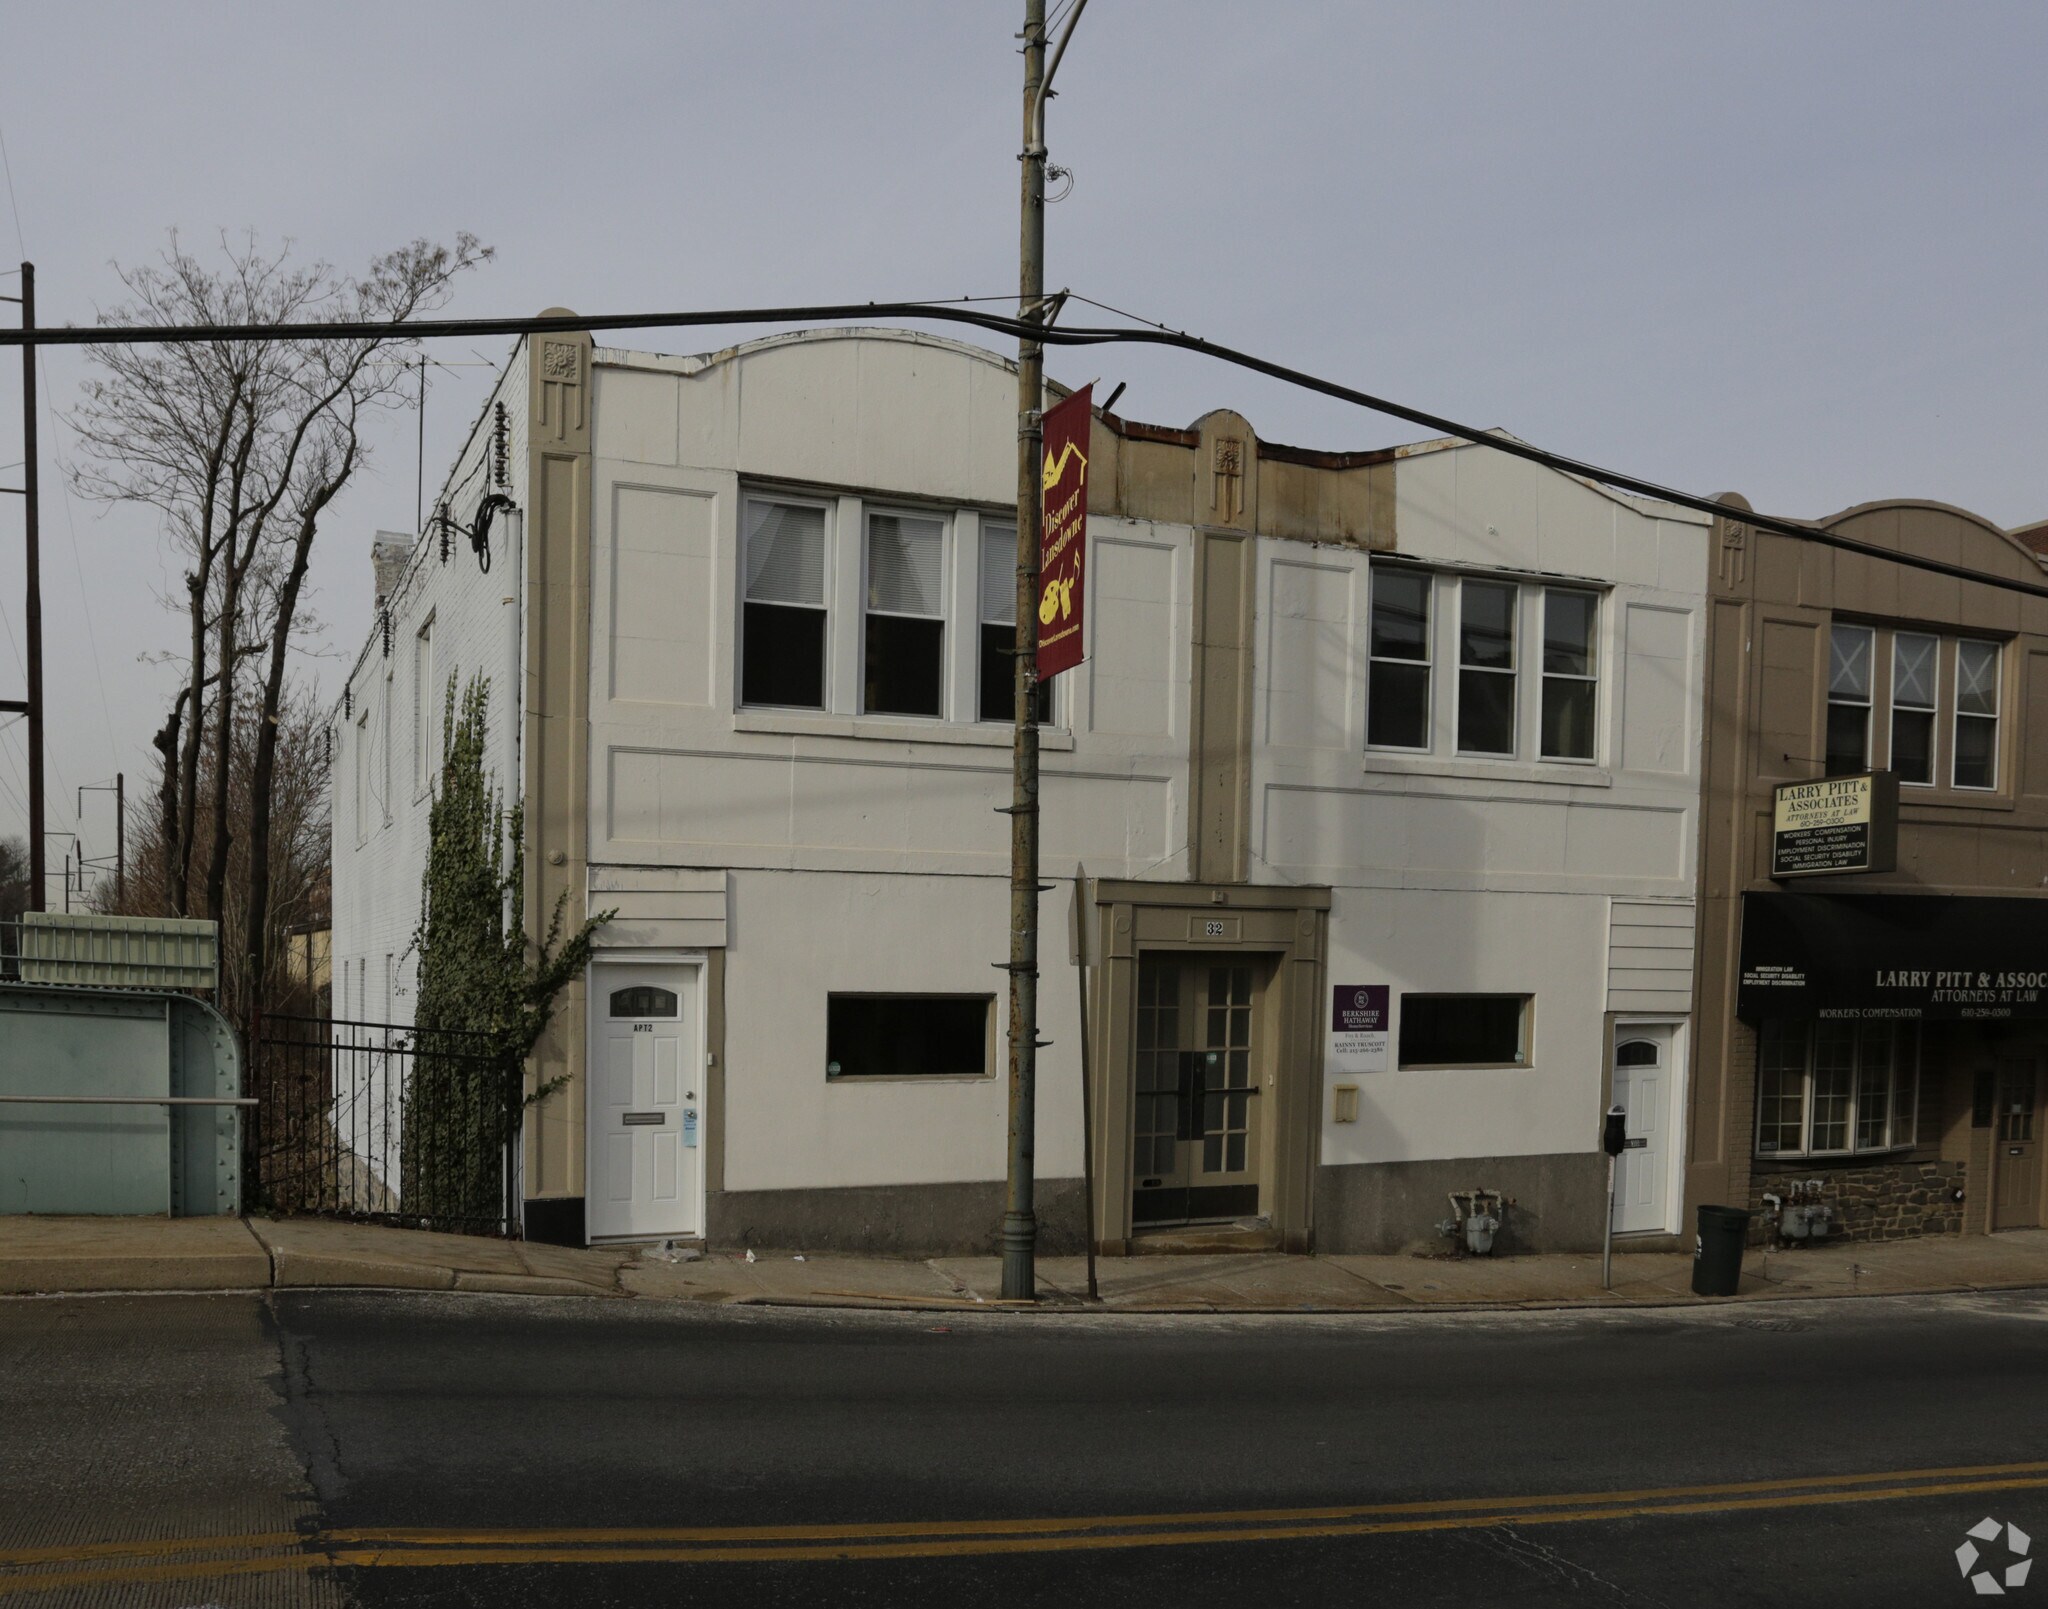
[1611,1024,1677,1234]
[588,964,702,1241]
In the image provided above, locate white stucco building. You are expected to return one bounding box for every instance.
[332,321,1710,1253]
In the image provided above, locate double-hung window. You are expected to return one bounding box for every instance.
[1826,624,1875,775]
[1457,581,1517,755]
[978,521,1050,724]
[1540,590,1598,761]
[1825,621,2004,790]
[1888,632,1937,785]
[741,498,829,709]
[1755,1019,1919,1157]
[1954,639,2000,790]
[1366,568,1431,749]
[864,510,947,717]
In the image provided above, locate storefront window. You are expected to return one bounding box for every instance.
[1755,1019,1919,1158]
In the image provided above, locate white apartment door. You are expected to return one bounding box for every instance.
[1610,1023,1678,1235]
[588,963,703,1242]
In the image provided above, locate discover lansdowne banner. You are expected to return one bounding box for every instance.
[1037,383,1092,680]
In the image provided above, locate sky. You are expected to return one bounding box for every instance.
[1,1,2045,902]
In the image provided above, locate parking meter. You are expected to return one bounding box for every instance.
[1602,1104,1627,1157]
[1600,1104,1626,1290]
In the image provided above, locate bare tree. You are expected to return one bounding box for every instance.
[71,231,489,1007]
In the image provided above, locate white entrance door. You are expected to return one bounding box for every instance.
[588,964,702,1241]
[1611,1023,1678,1235]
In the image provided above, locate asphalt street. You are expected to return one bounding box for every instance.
[6,1287,2048,1607]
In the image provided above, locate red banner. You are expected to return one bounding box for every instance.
[1036,383,1091,681]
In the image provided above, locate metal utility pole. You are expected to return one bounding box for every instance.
[1001,0,1088,1303]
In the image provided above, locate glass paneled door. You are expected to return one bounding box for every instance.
[1132,955,1263,1227]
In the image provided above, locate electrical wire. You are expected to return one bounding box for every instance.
[8,295,2046,601]
[0,119,24,258]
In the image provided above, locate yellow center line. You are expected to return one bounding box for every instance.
[4,1459,2047,1595]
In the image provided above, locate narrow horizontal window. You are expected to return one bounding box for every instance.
[1457,581,1517,756]
[1398,993,1530,1068]
[1367,568,1430,749]
[826,994,991,1079]
[978,521,1050,724]
[865,511,946,717]
[742,500,828,709]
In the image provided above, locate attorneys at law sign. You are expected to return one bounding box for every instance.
[1037,384,1091,681]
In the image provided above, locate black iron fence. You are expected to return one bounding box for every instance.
[247,1013,522,1237]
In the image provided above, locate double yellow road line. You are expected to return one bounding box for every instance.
[5,1459,2047,1594]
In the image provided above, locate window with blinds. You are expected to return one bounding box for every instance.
[978,521,1051,724]
[865,511,947,716]
[742,498,828,708]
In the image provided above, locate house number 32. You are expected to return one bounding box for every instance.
[1204,919,1225,937]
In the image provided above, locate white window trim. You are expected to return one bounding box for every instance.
[1754,1019,1921,1160]
[1826,622,1875,775]
[738,491,835,714]
[1454,577,1519,760]
[1951,637,2002,793]
[1888,629,1938,789]
[1538,586,1601,765]
[1365,564,1433,754]
[859,503,953,721]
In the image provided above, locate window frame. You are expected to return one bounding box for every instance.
[1887,630,1938,788]
[1952,637,2002,792]
[823,991,996,1082]
[1825,622,1875,777]
[1396,992,1534,1071]
[977,517,1053,727]
[739,492,834,712]
[860,504,952,720]
[412,614,437,801]
[1365,564,1434,753]
[1454,578,1519,758]
[1753,1018,1921,1159]
[1538,586,1600,764]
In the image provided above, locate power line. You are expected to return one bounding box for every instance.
[0,119,24,258]
[5,295,2045,601]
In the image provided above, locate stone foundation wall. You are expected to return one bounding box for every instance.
[1747,1159,1966,1244]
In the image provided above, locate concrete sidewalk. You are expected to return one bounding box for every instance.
[7,1214,2048,1312]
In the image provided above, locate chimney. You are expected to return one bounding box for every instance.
[371,531,413,607]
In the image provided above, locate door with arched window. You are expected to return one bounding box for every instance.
[588,963,703,1242]
[1611,1023,1681,1234]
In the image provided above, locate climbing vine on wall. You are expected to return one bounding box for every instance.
[403,673,612,1228]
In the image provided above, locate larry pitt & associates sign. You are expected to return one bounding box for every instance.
[1770,771,1899,879]
[1037,383,1091,681]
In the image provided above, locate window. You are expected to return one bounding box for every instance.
[1540,589,1598,761]
[1367,568,1430,749]
[1754,1019,1919,1157]
[609,985,678,1018]
[1954,639,2000,790]
[742,498,828,709]
[864,510,946,717]
[1889,632,1936,785]
[825,994,992,1079]
[978,521,1052,724]
[1826,624,1874,775]
[353,708,370,845]
[412,618,436,798]
[1457,581,1517,755]
[1398,993,1531,1068]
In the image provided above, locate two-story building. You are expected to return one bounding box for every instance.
[332,319,1713,1256]
[1690,497,2048,1245]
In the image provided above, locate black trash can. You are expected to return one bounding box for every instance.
[1691,1204,1753,1297]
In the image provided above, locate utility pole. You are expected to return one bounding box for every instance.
[79,776,124,906]
[1001,0,1089,1303]
[0,265,44,912]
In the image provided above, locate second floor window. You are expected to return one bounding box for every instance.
[1368,566,1604,763]
[864,510,946,717]
[1826,620,2002,791]
[978,521,1051,725]
[742,498,828,709]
